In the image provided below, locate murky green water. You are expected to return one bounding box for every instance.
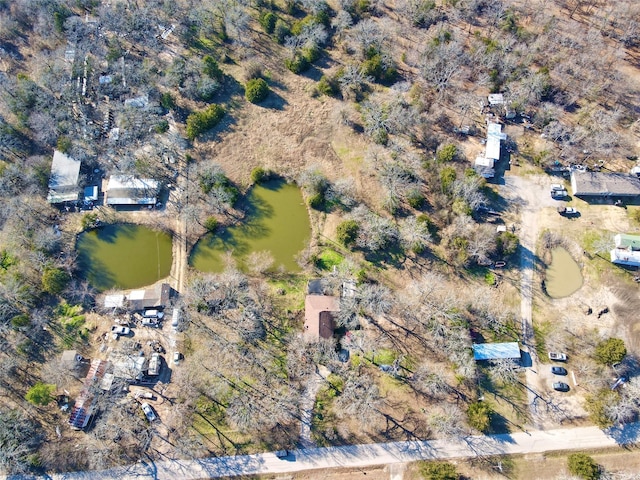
[76,224,173,291]
[190,180,311,273]
[545,247,583,298]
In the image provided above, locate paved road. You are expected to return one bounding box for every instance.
[14,423,640,480]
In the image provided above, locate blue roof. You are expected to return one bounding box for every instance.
[473,342,521,361]
[84,186,98,201]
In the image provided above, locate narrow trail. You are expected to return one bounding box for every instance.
[299,372,323,448]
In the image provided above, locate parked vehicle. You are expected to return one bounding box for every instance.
[171,309,181,330]
[551,189,568,199]
[553,382,570,392]
[274,450,289,459]
[550,184,565,192]
[557,206,578,216]
[173,352,181,363]
[141,402,157,422]
[611,376,628,390]
[141,317,160,327]
[548,352,567,362]
[551,366,567,376]
[135,391,155,400]
[148,353,161,376]
[143,309,164,319]
[111,325,131,337]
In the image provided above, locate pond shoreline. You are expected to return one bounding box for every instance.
[76,223,173,292]
[190,180,311,273]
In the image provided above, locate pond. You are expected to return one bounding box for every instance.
[190,180,311,273]
[545,247,583,298]
[76,224,173,291]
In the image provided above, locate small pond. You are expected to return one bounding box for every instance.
[76,224,173,291]
[545,247,583,298]
[190,180,311,273]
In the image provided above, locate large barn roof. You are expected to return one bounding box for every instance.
[571,171,640,197]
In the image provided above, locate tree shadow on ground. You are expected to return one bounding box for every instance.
[257,90,287,110]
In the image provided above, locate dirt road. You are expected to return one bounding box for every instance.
[167,113,188,295]
[499,174,566,428]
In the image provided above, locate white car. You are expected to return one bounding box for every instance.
[141,402,157,422]
[551,189,568,199]
[550,183,565,192]
[111,325,131,336]
[548,352,567,362]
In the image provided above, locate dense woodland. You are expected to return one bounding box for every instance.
[0,0,639,475]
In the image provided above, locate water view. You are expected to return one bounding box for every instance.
[76,224,173,291]
[545,247,583,298]
[190,180,311,273]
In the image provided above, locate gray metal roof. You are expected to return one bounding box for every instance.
[571,171,640,197]
[49,150,81,189]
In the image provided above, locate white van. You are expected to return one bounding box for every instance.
[143,309,164,319]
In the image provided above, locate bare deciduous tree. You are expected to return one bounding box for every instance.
[428,404,466,439]
[490,359,523,384]
[399,216,432,253]
[412,363,451,399]
[420,40,467,98]
[334,373,382,426]
[0,409,42,475]
[349,19,383,54]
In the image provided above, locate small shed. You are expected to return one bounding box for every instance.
[124,95,149,108]
[610,234,640,267]
[84,185,99,202]
[307,279,324,295]
[610,249,640,267]
[614,234,640,250]
[472,342,521,361]
[342,280,357,298]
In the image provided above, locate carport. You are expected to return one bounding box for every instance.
[472,342,521,361]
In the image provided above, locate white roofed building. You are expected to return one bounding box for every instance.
[105,175,159,206]
[486,123,506,161]
[47,150,81,203]
[610,233,640,267]
[474,123,506,178]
